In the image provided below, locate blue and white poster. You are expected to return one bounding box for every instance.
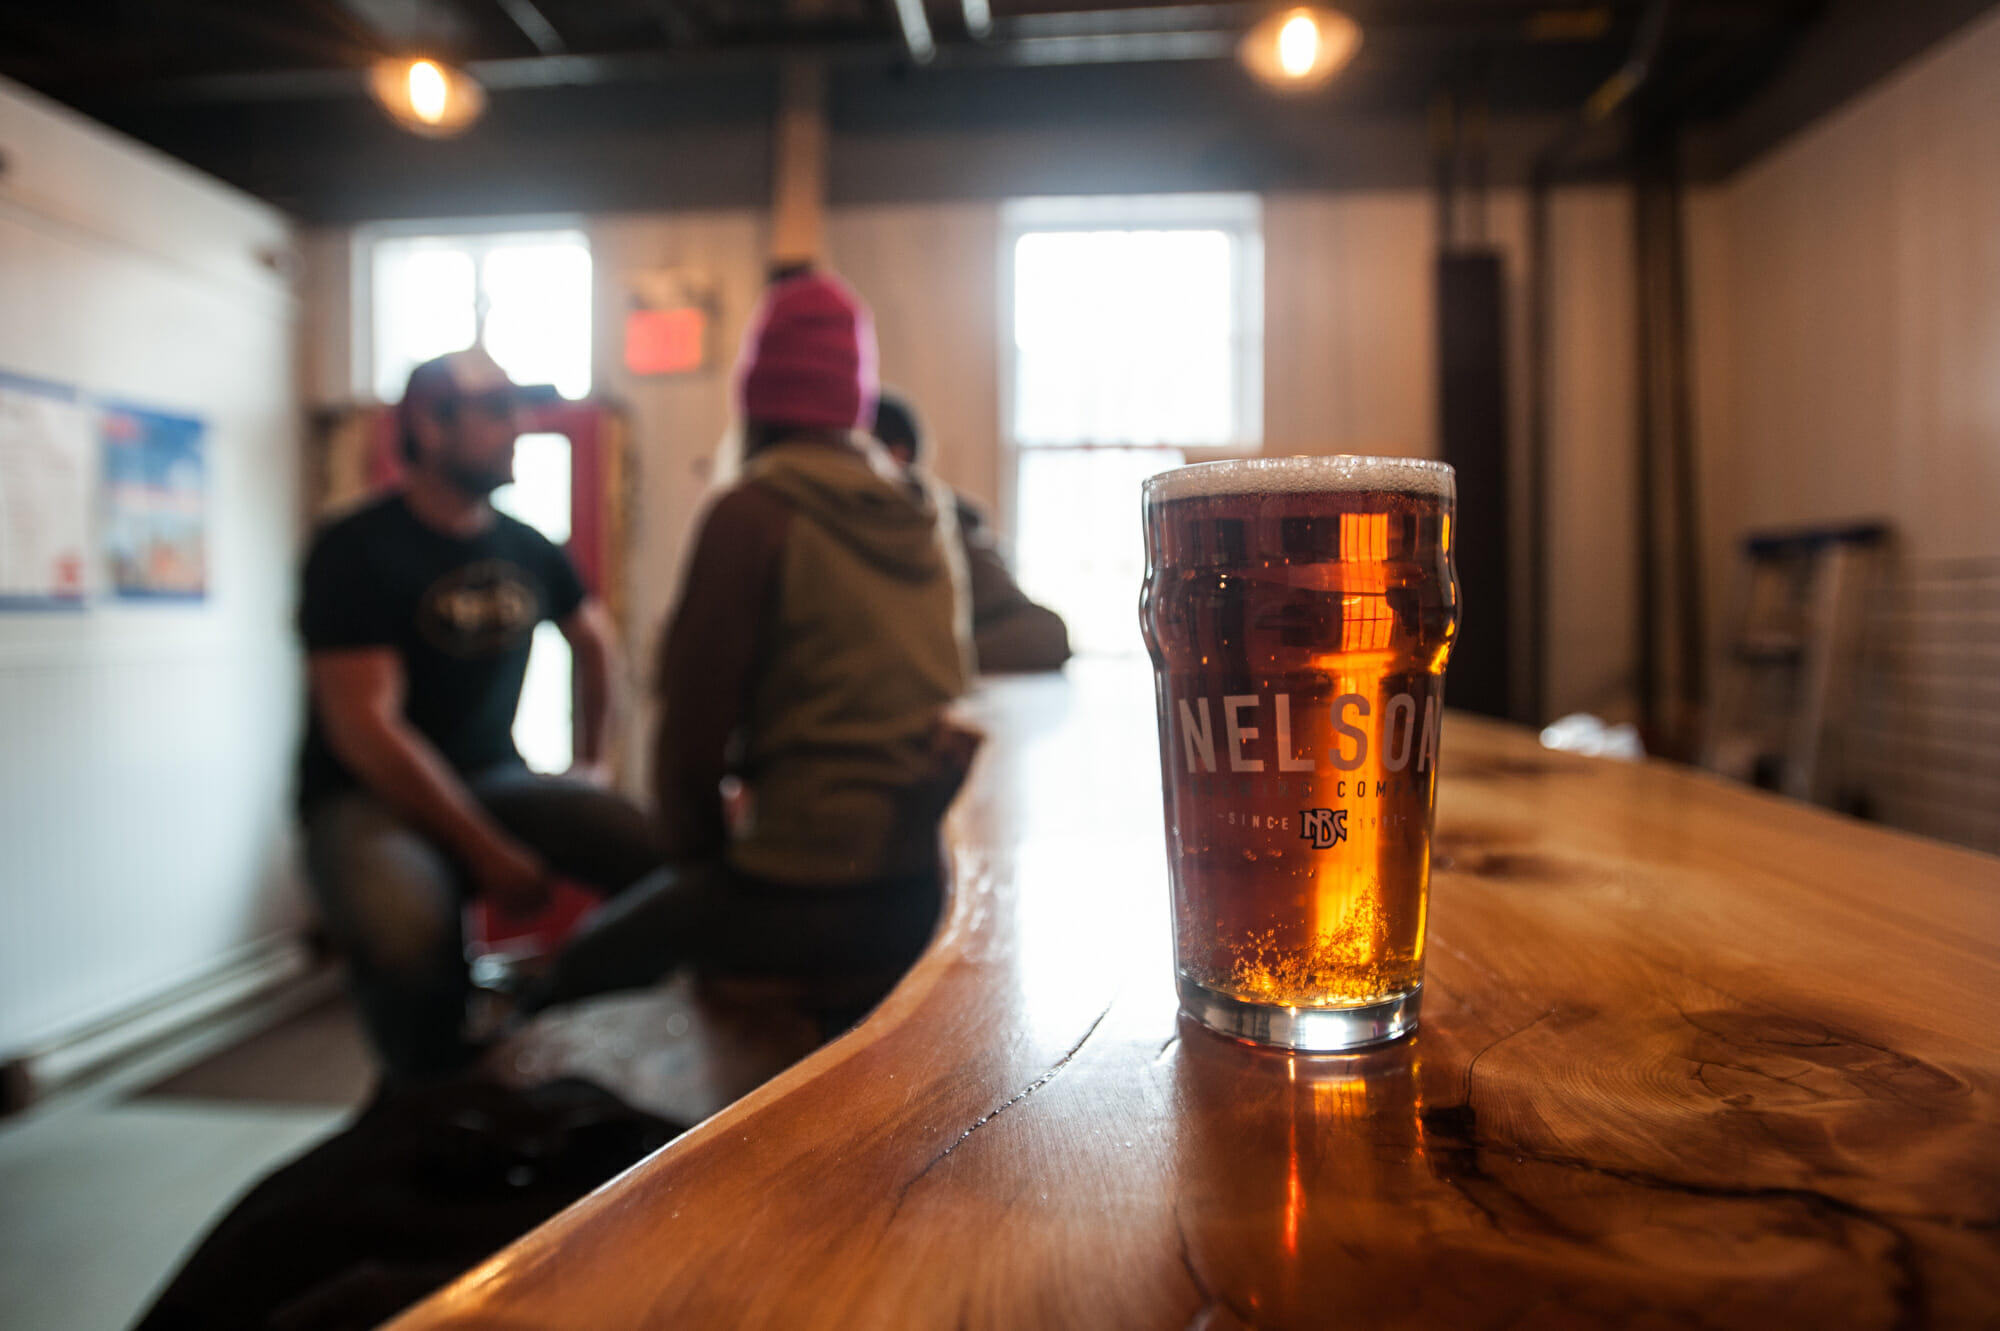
[99,403,209,601]
[0,371,93,609]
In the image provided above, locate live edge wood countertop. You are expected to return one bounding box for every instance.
[393,660,2000,1330]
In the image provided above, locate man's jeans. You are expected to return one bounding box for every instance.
[302,766,663,1081]
[525,859,943,1019]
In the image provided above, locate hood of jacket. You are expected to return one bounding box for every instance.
[744,440,945,582]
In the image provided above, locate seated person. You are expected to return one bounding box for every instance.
[529,271,978,1015]
[298,348,662,1081]
[872,392,1071,674]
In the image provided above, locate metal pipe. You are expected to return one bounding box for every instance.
[1524,0,1674,730]
[891,0,937,62]
[495,0,567,54]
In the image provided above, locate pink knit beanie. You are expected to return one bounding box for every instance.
[733,271,879,430]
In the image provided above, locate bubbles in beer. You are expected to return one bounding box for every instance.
[1229,888,1419,1006]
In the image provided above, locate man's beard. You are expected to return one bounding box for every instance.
[443,455,511,496]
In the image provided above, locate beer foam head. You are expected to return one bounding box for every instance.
[1143,454,1455,504]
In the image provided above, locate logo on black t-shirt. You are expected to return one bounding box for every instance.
[418,559,540,657]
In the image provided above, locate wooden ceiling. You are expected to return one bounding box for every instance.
[2,1,1814,108]
[2,0,1974,220]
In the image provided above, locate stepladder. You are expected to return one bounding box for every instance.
[1702,523,1888,809]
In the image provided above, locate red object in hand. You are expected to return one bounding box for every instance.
[467,877,604,959]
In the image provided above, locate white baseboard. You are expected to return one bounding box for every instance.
[6,937,318,1108]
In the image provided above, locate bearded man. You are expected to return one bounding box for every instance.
[295,349,659,1080]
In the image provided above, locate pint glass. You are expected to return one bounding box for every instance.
[1139,456,1458,1050]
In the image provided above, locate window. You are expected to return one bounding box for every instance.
[1006,194,1261,452]
[365,224,594,774]
[1003,195,1262,655]
[365,226,592,402]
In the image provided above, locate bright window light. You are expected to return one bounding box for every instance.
[493,432,574,773]
[370,245,476,401]
[483,242,593,401]
[1012,228,1245,447]
[493,431,572,545]
[1015,445,1184,656]
[510,623,573,774]
[1003,195,1261,658]
[369,228,592,403]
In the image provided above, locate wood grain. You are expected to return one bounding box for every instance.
[391,660,2000,1330]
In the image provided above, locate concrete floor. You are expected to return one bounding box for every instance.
[0,1099,350,1331]
[0,974,824,1329]
[0,987,370,1331]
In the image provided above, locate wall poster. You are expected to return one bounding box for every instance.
[0,371,93,608]
[100,402,209,601]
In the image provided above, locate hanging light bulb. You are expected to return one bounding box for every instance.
[369,56,486,137]
[1241,6,1362,92]
[407,60,449,125]
[1277,13,1320,79]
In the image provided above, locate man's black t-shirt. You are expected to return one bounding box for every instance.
[296,494,586,809]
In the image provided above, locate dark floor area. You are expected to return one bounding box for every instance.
[140,996,375,1108]
[3,967,836,1330]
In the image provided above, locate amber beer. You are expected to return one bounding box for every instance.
[1140,456,1458,1049]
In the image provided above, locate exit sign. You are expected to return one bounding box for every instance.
[624,307,707,375]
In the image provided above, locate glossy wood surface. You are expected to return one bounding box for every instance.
[393,660,2000,1330]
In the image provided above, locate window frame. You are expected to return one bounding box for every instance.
[352,215,593,403]
[997,193,1265,457]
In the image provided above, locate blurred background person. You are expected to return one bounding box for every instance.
[297,348,662,1082]
[873,391,1071,674]
[530,271,978,1021]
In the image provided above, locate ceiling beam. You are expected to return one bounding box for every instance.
[494,0,567,54]
[889,0,937,62]
[770,59,829,264]
[65,0,1725,103]
[333,0,478,52]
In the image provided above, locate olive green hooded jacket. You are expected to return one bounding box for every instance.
[730,442,969,883]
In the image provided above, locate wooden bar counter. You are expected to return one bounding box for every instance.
[394,661,2000,1330]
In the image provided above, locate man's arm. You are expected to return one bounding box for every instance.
[309,648,548,912]
[556,598,618,782]
[651,485,790,861]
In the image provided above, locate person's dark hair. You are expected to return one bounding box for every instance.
[871,392,924,467]
[742,420,793,459]
[397,397,456,464]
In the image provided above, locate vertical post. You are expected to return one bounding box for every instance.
[1435,85,1516,722]
[1633,168,1662,748]
[1525,167,1551,727]
[770,58,828,269]
[1632,127,1704,758]
[1436,252,1514,721]
[1430,90,1456,251]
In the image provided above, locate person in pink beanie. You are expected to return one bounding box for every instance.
[529,269,977,1029]
[734,268,880,436]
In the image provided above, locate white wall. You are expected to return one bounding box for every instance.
[1535,189,1641,721]
[1687,8,2000,847]
[0,79,302,1057]
[589,211,770,793]
[1691,6,2000,577]
[828,202,1004,515]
